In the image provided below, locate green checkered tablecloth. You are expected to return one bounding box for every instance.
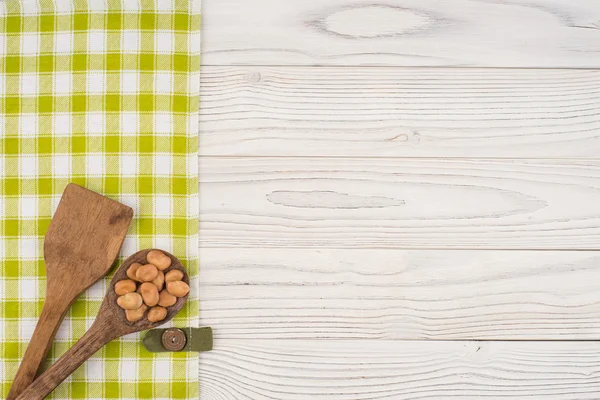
[0,1,200,399]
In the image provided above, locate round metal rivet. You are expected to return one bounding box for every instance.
[162,328,187,351]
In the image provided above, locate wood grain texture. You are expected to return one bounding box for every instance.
[16,249,189,400]
[202,0,600,67]
[198,340,600,399]
[199,157,600,249]
[199,248,600,340]
[199,67,600,157]
[199,0,600,395]
[7,184,133,400]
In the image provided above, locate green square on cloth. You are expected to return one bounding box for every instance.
[0,1,201,399]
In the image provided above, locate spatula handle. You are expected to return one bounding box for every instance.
[15,321,115,400]
[6,296,71,400]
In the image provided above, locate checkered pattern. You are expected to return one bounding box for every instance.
[0,0,200,398]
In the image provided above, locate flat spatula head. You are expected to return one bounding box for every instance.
[44,183,133,290]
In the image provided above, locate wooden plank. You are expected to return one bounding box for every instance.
[199,248,600,340]
[202,0,600,67]
[199,339,600,399]
[200,67,600,157]
[199,157,600,250]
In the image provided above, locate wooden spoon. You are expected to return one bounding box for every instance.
[7,183,133,400]
[15,249,190,400]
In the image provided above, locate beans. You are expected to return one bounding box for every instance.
[127,263,142,281]
[115,280,136,295]
[147,306,167,322]
[139,282,159,307]
[117,292,143,310]
[147,250,171,271]
[152,270,165,291]
[125,304,147,322]
[116,249,187,324]
[167,281,189,297]
[165,270,184,283]
[136,264,159,282]
[158,290,177,307]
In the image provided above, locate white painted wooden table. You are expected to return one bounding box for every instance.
[198,1,600,398]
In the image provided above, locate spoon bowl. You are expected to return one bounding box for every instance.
[104,249,189,334]
[16,249,189,400]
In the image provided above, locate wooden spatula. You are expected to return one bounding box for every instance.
[15,249,189,400]
[6,183,133,400]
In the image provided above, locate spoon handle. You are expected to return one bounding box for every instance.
[15,318,116,400]
[6,294,72,400]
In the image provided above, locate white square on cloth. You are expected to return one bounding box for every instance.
[87,73,106,94]
[153,154,172,176]
[156,0,174,11]
[121,113,138,134]
[53,154,71,176]
[88,0,107,11]
[19,319,37,341]
[122,31,140,52]
[20,75,38,95]
[53,114,71,135]
[87,113,105,134]
[87,31,106,52]
[154,73,172,93]
[19,155,38,176]
[153,236,172,253]
[53,0,73,12]
[53,73,72,94]
[154,114,172,134]
[121,72,138,93]
[154,195,172,217]
[19,197,38,218]
[86,154,104,176]
[20,34,39,55]
[121,0,140,11]
[20,115,38,136]
[154,360,172,381]
[120,360,138,381]
[54,32,72,53]
[86,359,105,381]
[156,32,173,54]
[19,238,39,259]
[120,154,138,176]
[19,278,37,299]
